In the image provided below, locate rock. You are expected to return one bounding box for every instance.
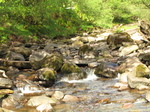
[11,46,32,59]
[127,74,150,89]
[72,40,84,48]
[0,107,14,112]
[145,91,150,102]
[0,69,8,78]
[62,95,79,103]
[52,91,64,100]
[119,72,130,83]
[44,43,59,54]
[88,62,99,68]
[139,52,150,65]
[0,45,8,58]
[122,103,134,109]
[117,57,142,73]
[37,67,56,81]
[94,62,118,78]
[3,60,31,69]
[0,78,13,88]
[61,62,87,80]
[119,45,139,57]
[107,32,133,48]
[26,95,56,107]
[2,94,24,109]
[78,45,98,58]
[135,64,150,77]
[139,20,150,40]
[43,53,64,71]
[36,103,53,112]
[6,51,25,61]
[0,89,14,95]
[29,50,49,69]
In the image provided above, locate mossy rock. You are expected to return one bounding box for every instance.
[107,32,133,48]
[136,64,150,77]
[78,45,94,55]
[60,62,87,80]
[43,53,63,71]
[42,70,56,81]
[61,62,82,74]
[38,68,56,81]
[78,45,98,58]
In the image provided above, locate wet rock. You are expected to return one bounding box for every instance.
[94,62,118,78]
[145,91,150,102]
[36,103,53,112]
[29,50,49,69]
[107,32,133,48]
[0,107,14,112]
[78,45,98,58]
[52,91,64,100]
[62,95,79,103]
[0,78,13,88]
[26,95,56,106]
[61,62,87,80]
[6,51,25,61]
[43,53,64,71]
[0,89,14,95]
[122,103,134,109]
[2,94,24,109]
[37,67,56,81]
[88,62,100,68]
[119,45,139,57]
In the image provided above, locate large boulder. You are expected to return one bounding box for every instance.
[43,53,64,71]
[94,62,118,78]
[29,51,49,69]
[60,62,87,80]
[107,32,133,48]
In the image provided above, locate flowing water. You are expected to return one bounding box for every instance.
[13,68,150,112]
[50,68,150,112]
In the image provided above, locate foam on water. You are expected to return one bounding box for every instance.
[60,68,99,83]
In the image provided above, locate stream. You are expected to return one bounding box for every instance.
[14,68,150,112]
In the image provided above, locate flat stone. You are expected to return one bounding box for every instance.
[52,91,64,100]
[26,95,56,107]
[62,95,79,103]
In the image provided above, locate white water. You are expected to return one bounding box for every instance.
[60,68,99,83]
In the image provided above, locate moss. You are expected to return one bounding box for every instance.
[78,45,93,55]
[42,70,56,80]
[136,64,150,77]
[43,53,64,71]
[61,62,81,74]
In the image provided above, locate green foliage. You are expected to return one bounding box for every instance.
[0,0,150,43]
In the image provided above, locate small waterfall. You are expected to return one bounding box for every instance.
[60,68,98,83]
